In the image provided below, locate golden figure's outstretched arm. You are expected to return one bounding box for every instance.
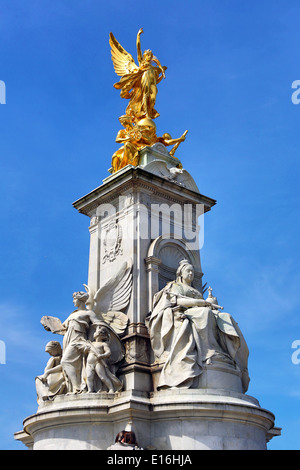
[136,28,143,65]
[152,56,166,79]
[158,130,188,146]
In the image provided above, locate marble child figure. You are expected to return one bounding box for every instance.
[85,325,123,393]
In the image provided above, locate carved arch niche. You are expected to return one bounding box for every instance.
[145,236,204,313]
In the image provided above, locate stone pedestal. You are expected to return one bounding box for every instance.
[151,358,244,394]
[15,389,278,450]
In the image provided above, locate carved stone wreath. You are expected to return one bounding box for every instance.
[102,221,123,263]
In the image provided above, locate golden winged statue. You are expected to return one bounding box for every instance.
[109,29,188,174]
[109,28,167,122]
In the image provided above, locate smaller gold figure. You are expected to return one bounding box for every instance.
[111,117,187,173]
[158,130,189,158]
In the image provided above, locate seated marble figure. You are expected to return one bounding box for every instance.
[35,341,66,404]
[148,260,249,392]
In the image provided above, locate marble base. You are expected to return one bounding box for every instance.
[151,357,245,394]
[14,389,279,450]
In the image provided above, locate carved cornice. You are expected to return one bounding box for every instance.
[73,167,216,217]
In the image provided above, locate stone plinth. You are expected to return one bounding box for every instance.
[15,389,278,450]
[151,358,245,394]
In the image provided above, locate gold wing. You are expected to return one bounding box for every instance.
[109,32,138,77]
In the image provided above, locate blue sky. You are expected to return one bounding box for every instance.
[0,0,299,450]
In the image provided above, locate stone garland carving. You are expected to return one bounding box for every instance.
[37,262,132,401]
[124,336,149,364]
[147,259,250,393]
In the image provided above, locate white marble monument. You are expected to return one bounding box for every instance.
[14,145,281,450]
[14,28,281,450]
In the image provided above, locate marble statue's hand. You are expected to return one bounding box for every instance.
[41,372,49,383]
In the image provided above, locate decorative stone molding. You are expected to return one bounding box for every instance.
[102,220,123,263]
